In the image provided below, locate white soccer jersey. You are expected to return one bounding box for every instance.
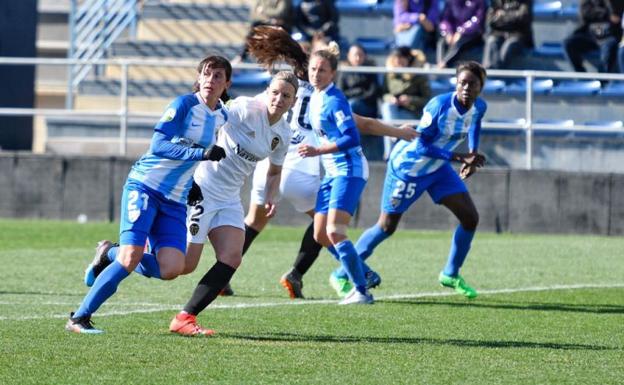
[194,95,291,202]
[282,79,321,176]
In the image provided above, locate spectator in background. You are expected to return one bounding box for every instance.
[483,0,534,69]
[338,44,383,160]
[381,47,431,159]
[235,0,293,62]
[563,0,624,73]
[436,0,486,68]
[295,0,340,47]
[393,0,440,51]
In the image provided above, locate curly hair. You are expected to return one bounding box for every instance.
[246,25,309,81]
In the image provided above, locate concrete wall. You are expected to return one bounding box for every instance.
[0,152,622,235]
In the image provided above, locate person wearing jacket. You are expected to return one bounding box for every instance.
[436,0,487,68]
[483,0,534,69]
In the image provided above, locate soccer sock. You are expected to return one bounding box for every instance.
[335,240,367,294]
[443,225,475,277]
[292,222,323,276]
[183,261,236,315]
[241,224,260,256]
[133,252,162,279]
[334,224,390,278]
[73,260,130,318]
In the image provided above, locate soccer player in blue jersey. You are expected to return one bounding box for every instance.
[347,61,488,299]
[298,45,373,305]
[65,56,232,334]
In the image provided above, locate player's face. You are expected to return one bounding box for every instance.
[197,65,231,104]
[266,79,296,118]
[455,70,482,109]
[308,56,335,90]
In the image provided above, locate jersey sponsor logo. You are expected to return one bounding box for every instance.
[334,110,352,126]
[420,111,433,127]
[271,137,280,151]
[235,144,260,162]
[290,131,305,145]
[160,107,176,122]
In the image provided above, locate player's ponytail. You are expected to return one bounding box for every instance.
[246,25,309,81]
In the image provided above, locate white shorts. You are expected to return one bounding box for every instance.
[251,162,320,213]
[187,197,245,244]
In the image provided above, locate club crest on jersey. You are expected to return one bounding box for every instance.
[390,197,401,208]
[334,110,351,126]
[189,223,200,236]
[160,107,176,122]
[420,111,433,127]
[271,137,280,151]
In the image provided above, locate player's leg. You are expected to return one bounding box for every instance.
[429,164,478,298]
[243,203,270,255]
[170,225,243,336]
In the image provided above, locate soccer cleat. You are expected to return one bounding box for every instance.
[65,312,103,334]
[169,313,215,337]
[338,288,374,305]
[84,240,117,287]
[219,283,234,296]
[438,272,478,299]
[365,270,382,289]
[329,273,353,298]
[280,270,304,299]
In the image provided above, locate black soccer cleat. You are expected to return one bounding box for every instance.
[84,240,117,287]
[65,312,103,334]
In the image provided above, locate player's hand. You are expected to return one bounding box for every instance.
[456,152,486,167]
[264,202,277,218]
[459,163,477,180]
[298,144,320,158]
[396,124,419,141]
[186,181,204,206]
[203,145,226,161]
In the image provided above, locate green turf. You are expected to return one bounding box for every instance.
[0,219,622,385]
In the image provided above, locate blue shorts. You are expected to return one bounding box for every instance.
[315,176,367,216]
[119,179,187,253]
[381,163,467,214]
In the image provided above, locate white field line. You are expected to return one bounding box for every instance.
[1,283,623,321]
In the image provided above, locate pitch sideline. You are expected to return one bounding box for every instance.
[1,283,623,321]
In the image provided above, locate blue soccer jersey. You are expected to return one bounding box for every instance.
[389,92,487,179]
[128,93,228,203]
[308,83,368,179]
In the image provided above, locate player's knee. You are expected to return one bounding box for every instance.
[217,251,242,269]
[379,217,399,235]
[326,223,348,244]
[159,263,185,280]
[462,211,479,231]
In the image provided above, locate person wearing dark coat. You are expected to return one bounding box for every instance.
[483,0,534,69]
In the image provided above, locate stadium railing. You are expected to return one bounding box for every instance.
[1,56,624,168]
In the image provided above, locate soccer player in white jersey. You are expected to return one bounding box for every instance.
[65,56,232,334]
[240,26,418,299]
[168,71,297,336]
[352,61,488,299]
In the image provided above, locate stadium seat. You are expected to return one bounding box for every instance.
[504,78,554,95]
[560,5,579,18]
[430,78,454,94]
[336,0,377,14]
[483,118,526,135]
[600,81,624,97]
[533,1,562,18]
[583,120,624,129]
[533,41,564,57]
[450,77,505,94]
[232,70,271,88]
[551,80,602,96]
[374,1,394,15]
[355,37,391,54]
[534,119,575,136]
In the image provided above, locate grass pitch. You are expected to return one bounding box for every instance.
[0,219,622,385]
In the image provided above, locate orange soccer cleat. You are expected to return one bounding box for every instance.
[169,312,215,337]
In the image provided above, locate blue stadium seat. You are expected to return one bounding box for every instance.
[374,1,394,15]
[600,81,624,97]
[583,120,623,129]
[450,77,505,94]
[533,41,564,57]
[534,119,574,136]
[533,1,562,18]
[430,78,454,94]
[551,80,602,96]
[355,37,391,54]
[504,79,554,95]
[484,118,526,135]
[336,0,377,14]
[560,5,578,18]
[232,70,271,88]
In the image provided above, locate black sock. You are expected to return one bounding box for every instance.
[293,221,322,276]
[241,224,260,256]
[183,261,236,315]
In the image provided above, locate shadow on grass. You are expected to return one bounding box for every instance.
[0,290,83,297]
[221,331,614,351]
[382,298,624,315]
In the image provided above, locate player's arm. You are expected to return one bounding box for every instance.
[353,113,419,141]
[460,106,487,179]
[298,98,358,157]
[263,162,283,218]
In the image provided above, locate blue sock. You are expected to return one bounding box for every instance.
[443,225,475,277]
[106,246,118,262]
[335,240,367,294]
[333,225,389,278]
[74,260,130,318]
[134,252,162,279]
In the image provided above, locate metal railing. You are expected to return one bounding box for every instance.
[2,56,624,165]
[66,0,140,109]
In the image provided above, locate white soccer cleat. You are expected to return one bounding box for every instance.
[338,288,374,305]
